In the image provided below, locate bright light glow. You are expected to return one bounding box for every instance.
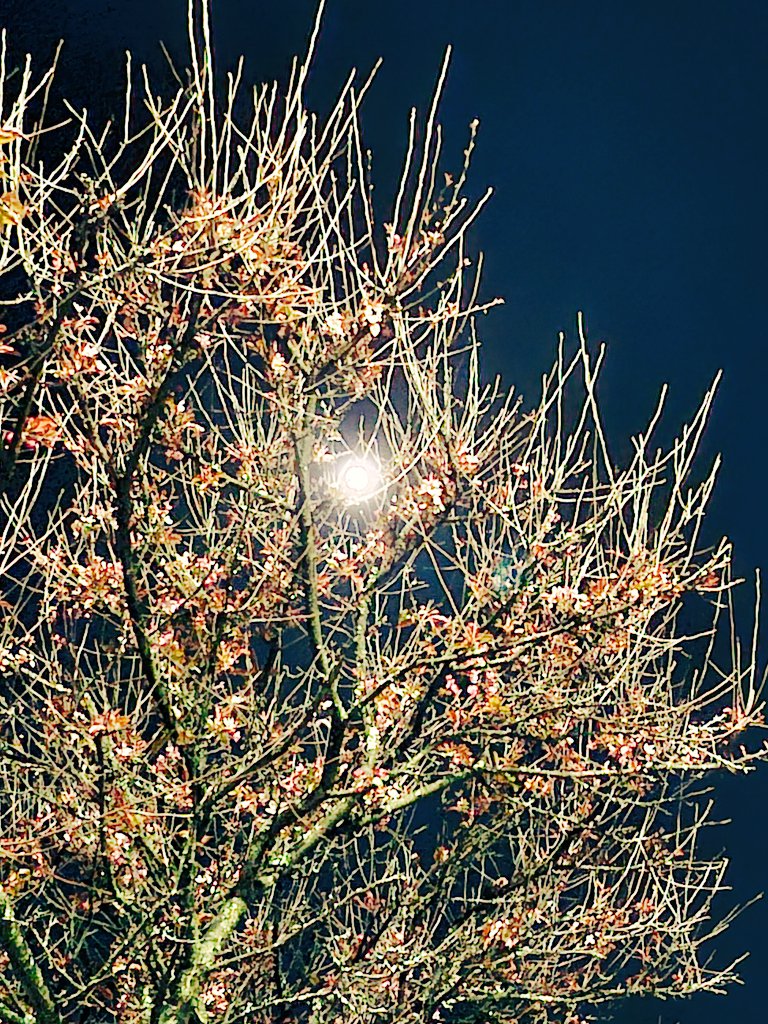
[343,463,372,493]
[337,456,381,503]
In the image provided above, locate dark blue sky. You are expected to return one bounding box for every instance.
[4,2,767,1021]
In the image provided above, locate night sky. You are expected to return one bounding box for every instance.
[3,2,767,1021]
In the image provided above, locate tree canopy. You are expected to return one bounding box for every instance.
[0,4,765,1023]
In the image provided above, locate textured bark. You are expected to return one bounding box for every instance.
[0,887,60,1024]
[157,896,248,1024]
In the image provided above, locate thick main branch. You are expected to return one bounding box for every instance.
[0,886,60,1024]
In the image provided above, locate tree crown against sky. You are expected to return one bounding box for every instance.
[0,2,766,1023]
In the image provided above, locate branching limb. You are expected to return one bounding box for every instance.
[0,887,60,1024]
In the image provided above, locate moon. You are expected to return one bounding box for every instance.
[338,457,381,502]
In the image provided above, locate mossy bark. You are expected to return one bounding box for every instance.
[0,886,60,1024]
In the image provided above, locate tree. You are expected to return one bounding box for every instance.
[0,3,765,1022]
